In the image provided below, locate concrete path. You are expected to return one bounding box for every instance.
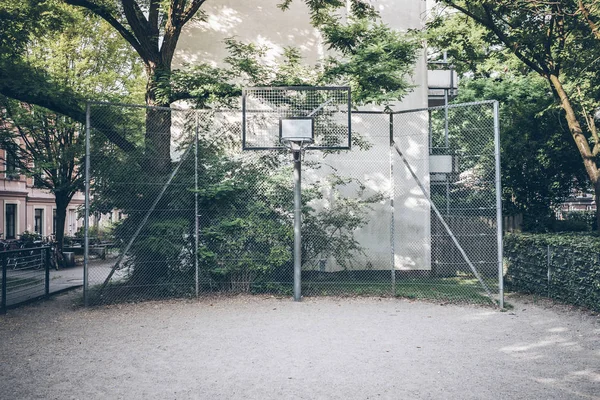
[3,257,125,308]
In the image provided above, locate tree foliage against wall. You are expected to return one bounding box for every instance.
[1,0,420,174]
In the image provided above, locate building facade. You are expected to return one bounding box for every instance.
[0,148,85,240]
[176,0,437,271]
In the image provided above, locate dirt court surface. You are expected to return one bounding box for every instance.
[0,291,598,400]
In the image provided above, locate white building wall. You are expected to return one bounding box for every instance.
[176,0,431,271]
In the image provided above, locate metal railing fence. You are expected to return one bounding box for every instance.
[1,247,50,313]
[84,100,503,306]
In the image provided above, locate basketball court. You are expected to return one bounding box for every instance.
[0,292,598,399]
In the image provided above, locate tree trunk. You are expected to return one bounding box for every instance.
[54,193,69,253]
[145,64,172,175]
[125,62,174,289]
[549,74,600,230]
[595,178,600,231]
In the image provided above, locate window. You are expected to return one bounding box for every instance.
[34,208,43,236]
[5,204,16,239]
[52,209,56,235]
[68,209,76,235]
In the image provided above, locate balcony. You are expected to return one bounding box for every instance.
[428,63,458,107]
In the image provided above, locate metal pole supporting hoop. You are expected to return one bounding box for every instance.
[242,86,352,301]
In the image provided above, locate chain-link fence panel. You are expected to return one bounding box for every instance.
[196,110,294,294]
[392,102,500,304]
[299,112,393,295]
[85,101,502,305]
[86,103,197,304]
[1,247,49,311]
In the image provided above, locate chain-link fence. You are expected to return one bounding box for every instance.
[84,100,502,306]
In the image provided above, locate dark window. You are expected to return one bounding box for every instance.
[5,204,16,239]
[34,208,43,236]
[52,209,56,235]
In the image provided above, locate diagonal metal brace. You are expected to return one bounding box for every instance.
[393,142,494,301]
[98,142,195,294]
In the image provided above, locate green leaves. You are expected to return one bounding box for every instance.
[321,22,419,104]
[504,232,600,311]
[454,76,587,219]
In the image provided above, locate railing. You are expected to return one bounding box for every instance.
[1,246,50,314]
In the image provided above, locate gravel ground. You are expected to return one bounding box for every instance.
[0,291,598,400]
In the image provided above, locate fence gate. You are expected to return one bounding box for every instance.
[84,100,502,306]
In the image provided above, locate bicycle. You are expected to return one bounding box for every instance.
[44,236,62,271]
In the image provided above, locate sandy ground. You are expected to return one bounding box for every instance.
[0,292,598,400]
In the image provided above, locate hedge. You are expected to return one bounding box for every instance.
[504,233,600,311]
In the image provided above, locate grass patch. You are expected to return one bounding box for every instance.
[84,275,498,306]
[302,277,496,305]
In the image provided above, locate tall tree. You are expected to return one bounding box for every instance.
[437,0,600,229]
[427,12,587,226]
[0,6,143,251]
[1,1,420,173]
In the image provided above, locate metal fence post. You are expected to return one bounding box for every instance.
[389,112,395,295]
[1,254,7,314]
[45,247,50,298]
[195,113,199,299]
[84,102,91,306]
[493,100,504,309]
[547,245,552,299]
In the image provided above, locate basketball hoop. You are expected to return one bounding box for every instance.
[279,117,314,152]
[241,86,351,302]
[242,86,351,150]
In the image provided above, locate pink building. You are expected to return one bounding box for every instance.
[1,148,85,240]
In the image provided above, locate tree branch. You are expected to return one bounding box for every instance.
[160,1,188,67]
[121,0,156,59]
[442,1,547,75]
[63,0,148,63]
[578,0,600,40]
[0,63,136,152]
[148,0,161,47]
[181,0,207,25]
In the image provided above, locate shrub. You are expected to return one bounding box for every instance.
[552,219,591,232]
[561,211,597,232]
[504,233,600,311]
[19,231,41,244]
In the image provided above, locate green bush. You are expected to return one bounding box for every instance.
[521,210,597,233]
[19,231,41,244]
[561,211,597,232]
[504,233,600,311]
[552,219,591,233]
